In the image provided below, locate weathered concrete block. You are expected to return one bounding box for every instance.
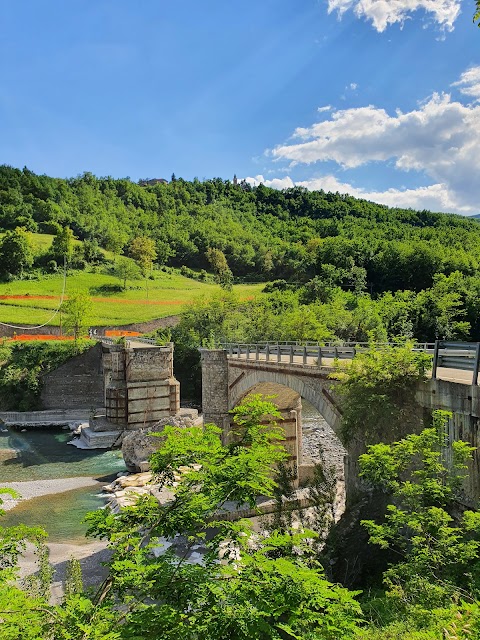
[102,343,180,429]
[125,347,173,382]
[128,396,171,414]
[127,384,170,401]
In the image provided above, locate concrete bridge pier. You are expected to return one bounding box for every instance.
[201,349,232,441]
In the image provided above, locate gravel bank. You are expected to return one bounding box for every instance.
[0,477,102,510]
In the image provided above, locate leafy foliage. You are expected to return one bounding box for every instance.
[128,236,157,274]
[61,293,92,340]
[0,227,33,277]
[360,411,480,609]
[50,226,74,263]
[78,394,363,639]
[111,256,142,290]
[3,165,480,295]
[330,343,430,442]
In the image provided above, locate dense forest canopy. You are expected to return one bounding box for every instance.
[2,164,480,292]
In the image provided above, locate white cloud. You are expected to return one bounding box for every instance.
[348,83,358,90]
[244,173,472,214]
[317,105,332,112]
[245,175,295,190]
[267,68,480,214]
[298,176,469,213]
[452,66,480,100]
[327,0,461,32]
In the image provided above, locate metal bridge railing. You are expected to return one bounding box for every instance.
[220,342,367,366]
[220,341,480,385]
[432,341,480,384]
[99,336,161,347]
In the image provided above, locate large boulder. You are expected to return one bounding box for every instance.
[121,415,194,472]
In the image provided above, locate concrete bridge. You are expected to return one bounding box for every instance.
[201,343,480,507]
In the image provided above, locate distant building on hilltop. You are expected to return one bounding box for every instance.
[139,178,169,186]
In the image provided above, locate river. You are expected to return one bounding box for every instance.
[0,427,126,543]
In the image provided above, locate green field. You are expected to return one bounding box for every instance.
[0,269,262,327]
[0,233,263,327]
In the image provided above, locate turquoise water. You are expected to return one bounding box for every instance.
[1,484,107,543]
[0,427,125,481]
[0,427,126,543]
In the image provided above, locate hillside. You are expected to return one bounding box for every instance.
[2,165,480,295]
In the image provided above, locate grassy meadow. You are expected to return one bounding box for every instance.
[0,234,262,327]
[0,270,262,327]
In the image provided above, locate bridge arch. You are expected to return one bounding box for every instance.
[228,368,342,436]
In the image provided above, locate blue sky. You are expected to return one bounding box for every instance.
[0,0,479,214]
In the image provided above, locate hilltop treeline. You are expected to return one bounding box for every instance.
[1,165,480,291]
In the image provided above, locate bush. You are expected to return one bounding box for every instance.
[46,259,58,273]
[263,279,292,293]
[331,343,431,442]
[89,284,123,295]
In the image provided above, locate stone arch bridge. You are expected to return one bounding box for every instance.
[200,347,351,509]
[201,343,480,506]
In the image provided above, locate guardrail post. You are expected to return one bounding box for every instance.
[277,344,281,363]
[334,346,338,360]
[432,340,440,380]
[246,345,250,360]
[255,344,259,360]
[473,343,480,385]
[317,345,322,366]
[303,346,307,365]
[266,344,270,362]
[290,345,294,364]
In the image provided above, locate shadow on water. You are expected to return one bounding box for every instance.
[0,427,126,481]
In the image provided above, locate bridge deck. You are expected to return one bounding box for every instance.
[228,353,478,386]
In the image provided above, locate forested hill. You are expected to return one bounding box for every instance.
[1,164,480,293]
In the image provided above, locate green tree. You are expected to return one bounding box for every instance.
[129,236,157,275]
[64,557,84,599]
[332,343,431,442]
[112,256,142,290]
[104,228,128,256]
[81,395,362,639]
[62,292,92,340]
[360,411,480,609]
[283,305,332,342]
[51,226,74,264]
[0,488,52,639]
[206,247,233,290]
[83,238,103,264]
[0,226,33,276]
[413,281,470,341]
